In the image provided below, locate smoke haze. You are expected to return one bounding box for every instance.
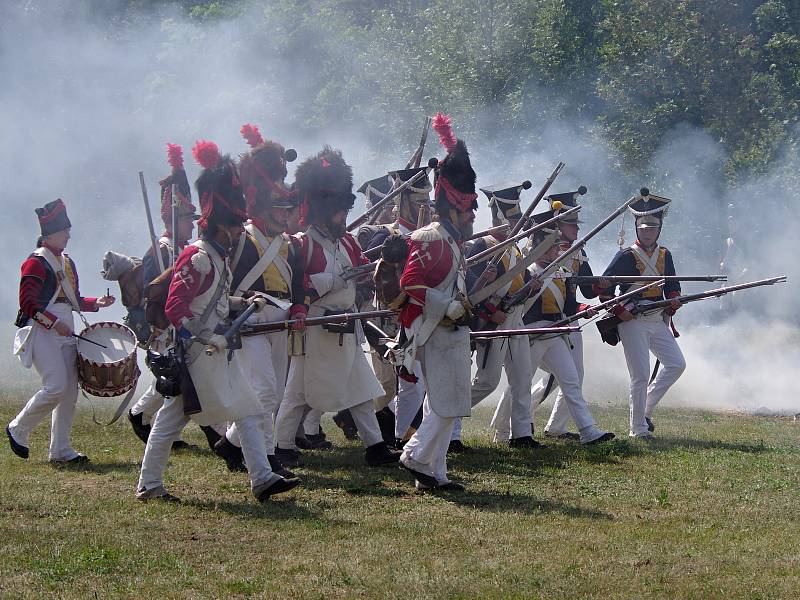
[1,2,797,416]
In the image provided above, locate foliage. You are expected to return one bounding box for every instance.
[98,0,800,183]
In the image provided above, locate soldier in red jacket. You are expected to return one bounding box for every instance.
[273,147,401,468]
[397,113,477,491]
[7,199,114,462]
[136,141,299,503]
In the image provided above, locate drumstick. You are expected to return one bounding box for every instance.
[73,333,108,348]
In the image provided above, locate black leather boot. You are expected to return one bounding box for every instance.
[213,436,246,472]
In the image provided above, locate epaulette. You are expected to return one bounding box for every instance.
[410,223,443,243]
[190,248,212,275]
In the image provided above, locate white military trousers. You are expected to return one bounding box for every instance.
[226,311,288,454]
[618,314,685,437]
[493,322,596,438]
[8,304,81,461]
[543,331,585,434]
[138,394,276,493]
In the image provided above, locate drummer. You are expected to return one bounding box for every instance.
[7,199,115,463]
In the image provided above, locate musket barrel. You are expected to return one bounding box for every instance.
[139,171,164,273]
[347,168,430,232]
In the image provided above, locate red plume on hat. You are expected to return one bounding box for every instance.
[159,143,197,228]
[432,112,457,154]
[240,123,265,149]
[192,140,221,170]
[166,143,184,170]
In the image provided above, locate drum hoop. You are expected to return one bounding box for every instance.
[77,321,138,369]
[80,366,140,398]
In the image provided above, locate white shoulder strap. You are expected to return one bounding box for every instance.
[234,234,284,296]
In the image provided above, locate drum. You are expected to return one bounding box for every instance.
[76,322,140,397]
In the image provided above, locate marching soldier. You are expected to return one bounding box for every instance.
[363,166,434,446]
[7,199,115,462]
[211,124,300,477]
[273,147,400,468]
[127,144,208,450]
[397,113,476,490]
[492,210,615,446]
[136,141,299,502]
[595,191,685,439]
[530,188,598,440]
[450,182,537,449]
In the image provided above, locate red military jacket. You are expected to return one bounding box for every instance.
[165,239,227,327]
[399,221,463,328]
[17,245,99,328]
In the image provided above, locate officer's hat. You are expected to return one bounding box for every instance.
[357,175,393,210]
[546,186,587,224]
[480,181,532,222]
[628,187,671,229]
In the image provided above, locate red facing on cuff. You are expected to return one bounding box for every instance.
[666,291,681,299]
[81,297,99,312]
[483,302,498,315]
[578,303,591,313]
[289,304,308,318]
[33,310,58,329]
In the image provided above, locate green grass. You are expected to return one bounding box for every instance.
[1,396,798,599]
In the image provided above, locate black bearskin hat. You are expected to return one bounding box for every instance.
[294,146,356,225]
[431,113,477,215]
[239,123,297,214]
[192,140,247,230]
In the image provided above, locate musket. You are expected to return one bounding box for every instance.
[498,195,640,312]
[139,171,165,272]
[467,223,510,242]
[241,309,395,337]
[550,280,665,327]
[362,223,511,261]
[470,326,580,339]
[406,115,432,169]
[341,262,378,281]
[596,276,787,345]
[204,302,259,355]
[565,275,727,284]
[465,206,582,266]
[468,162,564,297]
[347,162,436,232]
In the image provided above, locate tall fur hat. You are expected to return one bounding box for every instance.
[159,143,198,227]
[192,140,247,230]
[294,146,355,225]
[431,113,477,213]
[238,123,298,215]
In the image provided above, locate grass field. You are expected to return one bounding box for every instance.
[1,398,798,599]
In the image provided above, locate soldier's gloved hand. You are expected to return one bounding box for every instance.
[665,298,682,316]
[53,320,73,337]
[249,295,268,312]
[207,334,228,352]
[490,310,507,325]
[446,300,466,321]
[617,308,635,322]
